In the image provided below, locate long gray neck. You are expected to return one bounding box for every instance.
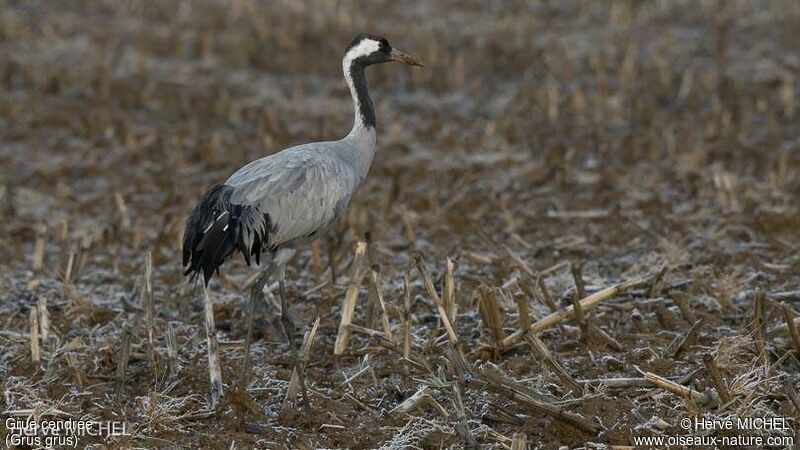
[342,57,377,178]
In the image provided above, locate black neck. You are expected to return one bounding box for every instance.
[349,61,375,129]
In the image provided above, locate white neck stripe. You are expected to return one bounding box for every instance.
[343,39,380,134]
[343,39,380,68]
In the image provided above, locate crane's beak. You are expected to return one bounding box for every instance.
[390,49,424,67]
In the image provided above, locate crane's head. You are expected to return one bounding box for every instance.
[344,34,424,68]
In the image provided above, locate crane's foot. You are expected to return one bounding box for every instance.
[280,307,297,334]
[215,385,266,429]
[280,312,311,415]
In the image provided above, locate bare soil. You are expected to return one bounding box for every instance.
[1,0,799,449]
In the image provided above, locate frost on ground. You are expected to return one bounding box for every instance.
[1,0,799,448]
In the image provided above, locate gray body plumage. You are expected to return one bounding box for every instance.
[226,133,374,252]
[182,128,375,283]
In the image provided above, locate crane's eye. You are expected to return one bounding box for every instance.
[379,39,391,54]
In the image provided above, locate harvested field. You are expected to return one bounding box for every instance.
[1,0,799,448]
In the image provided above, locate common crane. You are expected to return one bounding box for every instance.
[182,34,423,412]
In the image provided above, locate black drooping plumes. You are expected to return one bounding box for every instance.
[182,184,271,285]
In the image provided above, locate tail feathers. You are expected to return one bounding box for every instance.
[183,184,274,285]
[182,184,239,286]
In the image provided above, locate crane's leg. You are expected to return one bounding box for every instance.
[202,283,223,408]
[279,278,311,414]
[239,263,275,389]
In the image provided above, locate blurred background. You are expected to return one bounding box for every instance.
[1,0,799,448]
